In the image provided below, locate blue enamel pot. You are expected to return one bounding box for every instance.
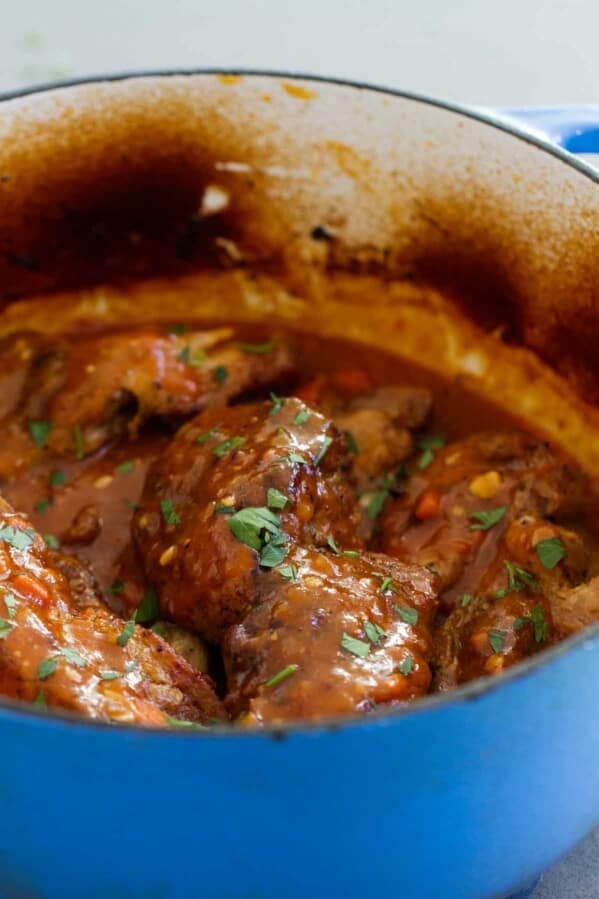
[1,72,599,899]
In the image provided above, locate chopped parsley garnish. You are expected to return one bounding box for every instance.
[343,550,361,559]
[168,323,187,335]
[116,460,134,474]
[60,647,86,668]
[178,345,190,363]
[266,488,289,510]
[488,629,507,654]
[394,604,419,625]
[364,466,407,521]
[327,535,341,555]
[265,664,298,688]
[345,431,358,454]
[124,499,140,511]
[469,505,507,532]
[160,498,181,526]
[108,580,125,594]
[375,574,396,594]
[49,469,66,487]
[215,503,235,515]
[213,436,246,458]
[277,452,309,465]
[314,436,333,466]
[514,603,548,643]
[228,506,289,568]
[33,690,47,708]
[43,533,60,550]
[269,392,286,416]
[37,658,57,680]
[278,564,298,582]
[35,499,52,515]
[189,347,206,367]
[0,526,35,550]
[341,632,371,659]
[165,715,208,730]
[28,420,52,448]
[240,341,275,355]
[135,586,159,623]
[151,622,167,637]
[213,365,228,384]
[364,621,387,645]
[116,618,136,647]
[293,409,310,426]
[535,536,567,570]
[100,670,122,681]
[461,593,473,608]
[417,434,445,470]
[0,618,13,639]
[74,424,84,460]
[197,424,221,445]
[4,594,17,618]
[496,561,538,599]
[399,655,415,675]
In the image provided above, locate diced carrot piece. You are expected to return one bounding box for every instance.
[333,369,372,396]
[415,490,441,521]
[295,376,326,405]
[12,573,49,604]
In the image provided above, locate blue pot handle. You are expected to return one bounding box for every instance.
[497,106,599,154]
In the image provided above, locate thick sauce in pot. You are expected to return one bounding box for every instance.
[0,319,597,727]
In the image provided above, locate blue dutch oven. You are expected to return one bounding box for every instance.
[1,72,599,899]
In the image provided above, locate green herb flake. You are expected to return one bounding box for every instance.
[74,424,85,460]
[160,498,181,526]
[364,620,387,645]
[417,434,445,470]
[60,647,86,668]
[488,629,507,654]
[269,392,286,416]
[28,420,52,448]
[417,449,434,470]
[168,323,187,335]
[165,715,207,730]
[215,503,235,515]
[108,580,125,595]
[278,452,309,466]
[342,550,361,559]
[266,488,289,510]
[535,536,567,570]
[116,460,135,474]
[469,506,507,532]
[514,603,548,644]
[178,345,190,363]
[0,617,13,639]
[213,436,246,458]
[345,431,359,454]
[394,604,419,625]
[190,347,207,367]
[293,409,310,426]
[116,618,136,647]
[278,564,298,582]
[461,593,474,608]
[124,499,140,511]
[35,499,52,515]
[327,535,341,555]
[228,506,282,552]
[212,365,228,384]
[33,690,47,709]
[496,561,538,599]
[366,489,390,520]
[38,657,58,680]
[259,539,288,569]
[4,594,17,619]
[151,622,167,637]
[197,424,221,445]
[399,654,415,676]
[265,663,299,688]
[340,632,371,659]
[0,526,35,551]
[49,469,66,487]
[100,670,122,681]
[43,533,60,550]
[314,436,333,466]
[376,574,396,594]
[135,586,159,624]
[240,341,275,355]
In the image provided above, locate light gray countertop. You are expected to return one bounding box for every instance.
[1,2,598,896]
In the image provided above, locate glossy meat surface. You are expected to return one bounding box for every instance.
[132,397,361,641]
[225,547,437,722]
[0,498,224,726]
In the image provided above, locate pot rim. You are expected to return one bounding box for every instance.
[1,67,598,740]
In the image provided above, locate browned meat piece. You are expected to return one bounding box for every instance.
[335,408,413,487]
[132,397,361,641]
[379,432,582,612]
[224,546,437,723]
[0,497,224,726]
[51,550,104,609]
[551,577,599,635]
[345,385,432,429]
[61,504,102,545]
[0,327,294,474]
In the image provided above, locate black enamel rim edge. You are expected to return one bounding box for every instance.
[1,66,598,739]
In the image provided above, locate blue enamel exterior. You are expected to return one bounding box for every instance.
[501,105,599,153]
[0,89,598,899]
